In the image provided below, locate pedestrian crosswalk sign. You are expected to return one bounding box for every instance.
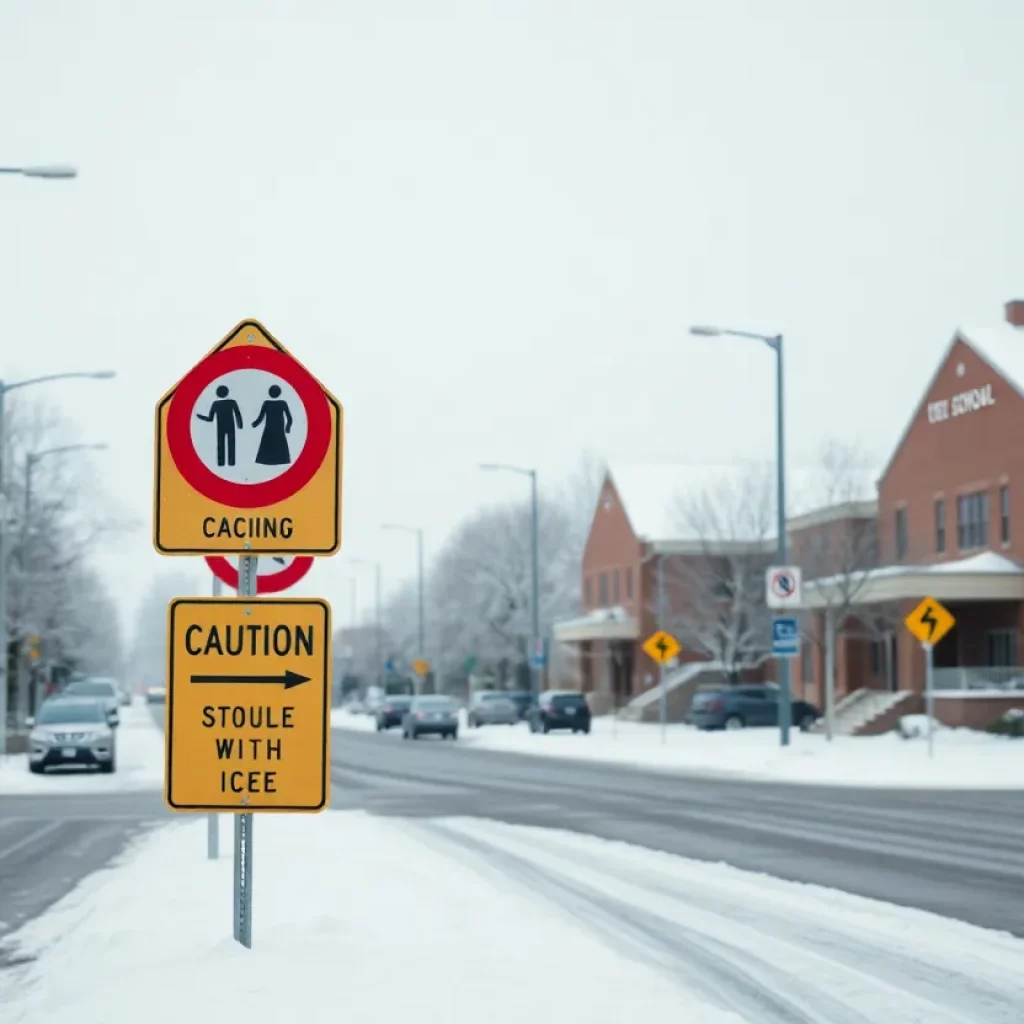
[153,320,343,556]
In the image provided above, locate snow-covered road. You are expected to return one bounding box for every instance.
[421,818,1023,1024]
[2,809,1021,1023]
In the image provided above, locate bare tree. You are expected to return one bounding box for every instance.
[794,438,891,735]
[666,465,776,678]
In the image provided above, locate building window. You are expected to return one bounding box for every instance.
[598,572,609,606]
[935,500,945,554]
[625,567,633,600]
[957,491,989,550]
[612,569,620,604]
[584,577,592,608]
[1001,486,1010,544]
[986,629,1018,667]
[895,507,908,560]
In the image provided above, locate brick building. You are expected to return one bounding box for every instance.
[556,299,1024,731]
[798,300,1024,729]
[553,462,876,714]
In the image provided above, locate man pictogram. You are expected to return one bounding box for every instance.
[195,385,244,467]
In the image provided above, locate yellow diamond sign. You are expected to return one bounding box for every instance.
[642,630,681,665]
[904,596,955,647]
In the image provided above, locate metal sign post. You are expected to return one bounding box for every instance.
[208,576,223,861]
[924,640,934,760]
[657,557,666,745]
[234,554,257,948]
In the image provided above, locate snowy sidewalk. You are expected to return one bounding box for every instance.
[0,701,164,795]
[2,810,1022,1023]
[331,707,1024,788]
[0,812,729,1024]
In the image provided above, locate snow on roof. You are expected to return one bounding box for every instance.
[807,551,1023,591]
[959,325,1024,398]
[606,461,878,544]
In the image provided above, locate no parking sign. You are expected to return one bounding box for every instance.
[765,565,802,609]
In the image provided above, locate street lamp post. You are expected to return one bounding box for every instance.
[19,443,108,720]
[0,370,115,755]
[479,463,542,708]
[690,325,792,747]
[381,524,425,693]
[349,558,383,689]
[0,165,78,180]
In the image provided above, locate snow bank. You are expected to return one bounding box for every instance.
[0,703,163,795]
[332,709,1024,788]
[0,813,736,1024]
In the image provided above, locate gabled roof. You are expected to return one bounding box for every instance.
[879,324,1024,485]
[605,461,878,547]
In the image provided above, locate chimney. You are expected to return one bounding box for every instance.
[1006,300,1024,328]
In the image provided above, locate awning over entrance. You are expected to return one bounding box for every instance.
[553,606,639,643]
[797,551,1024,609]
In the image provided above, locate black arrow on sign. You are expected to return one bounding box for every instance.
[656,638,669,659]
[189,670,311,689]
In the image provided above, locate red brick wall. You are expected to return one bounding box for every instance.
[879,337,1024,565]
[933,695,1024,729]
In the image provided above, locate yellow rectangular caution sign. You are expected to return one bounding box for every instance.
[165,597,331,812]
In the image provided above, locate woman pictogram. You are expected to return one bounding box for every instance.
[251,384,294,466]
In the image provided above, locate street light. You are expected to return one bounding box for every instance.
[348,557,384,688]
[0,370,115,755]
[478,463,542,707]
[381,523,425,692]
[0,165,78,180]
[19,443,108,720]
[689,323,792,746]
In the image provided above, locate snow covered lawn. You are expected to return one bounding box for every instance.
[330,707,1024,788]
[0,812,726,1024]
[0,701,164,795]
[3,810,1022,1023]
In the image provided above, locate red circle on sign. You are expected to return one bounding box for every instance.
[166,346,332,509]
[770,571,794,597]
[205,555,314,595]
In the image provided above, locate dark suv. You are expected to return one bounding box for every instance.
[376,695,413,731]
[691,684,820,732]
[527,690,591,734]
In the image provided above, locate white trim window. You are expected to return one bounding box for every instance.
[957,491,989,550]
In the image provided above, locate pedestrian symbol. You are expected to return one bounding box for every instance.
[188,368,309,489]
[195,385,244,467]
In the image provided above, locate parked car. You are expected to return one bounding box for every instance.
[146,685,167,705]
[527,690,591,734]
[61,678,121,726]
[467,692,520,727]
[27,698,117,774]
[402,695,459,740]
[690,684,821,732]
[502,689,533,720]
[376,695,413,731]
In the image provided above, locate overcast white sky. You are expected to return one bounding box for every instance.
[3,0,1023,641]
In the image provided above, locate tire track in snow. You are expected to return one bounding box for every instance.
[415,821,872,1024]
[418,819,1020,1024]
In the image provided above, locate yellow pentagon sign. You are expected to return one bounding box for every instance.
[165,597,332,812]
[904,596,955,647]
[412,658,430,677]
[154,319,344,555]
[642,630,681,665]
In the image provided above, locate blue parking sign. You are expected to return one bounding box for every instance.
[772,616,800,658]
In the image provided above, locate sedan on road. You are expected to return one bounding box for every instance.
[467,692,520,727]
[27,698,117,774]
[402,696,459,740]
[527,690,591,734]
[376,695,413,731]
[691,684,821,731]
